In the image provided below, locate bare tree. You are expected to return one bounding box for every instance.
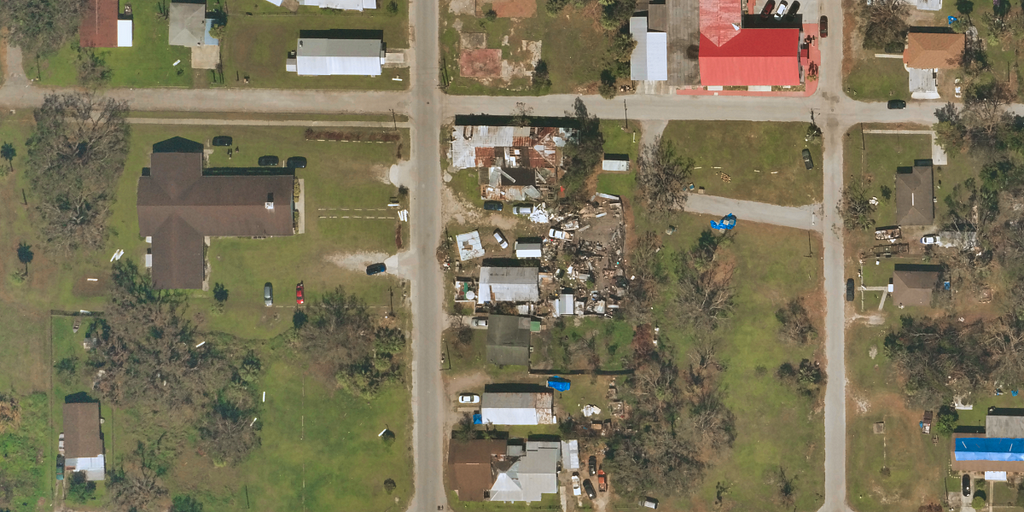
[636,137,693,216]
[862,0,910,50]
[776,298,817,345]
[838,177,876,230]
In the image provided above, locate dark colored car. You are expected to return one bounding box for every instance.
[296,282,304,305]
[819,15,828,37]
[962,474,970,497]
[802,148,814,170]
[582,479,597,499]
[264,282,273,307]
[56,455,65,481]
[212,136,232,147]
[887,99,907,109]
[760,0,776,19]
[483,200,504,211]
[366,263,387,276]
[784,0,799,20]
[588,455,597,476]
[846,278,855,302]
[258,155,280,167]
[287,156,307,169]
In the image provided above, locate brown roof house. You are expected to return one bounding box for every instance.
[904,32,964,69]
[892,264,942,307]
[953,409,1024,479]
[137,138,295,289]
[63,403,105,481]
[80,0,118,48]
[896,164,935,226]
[448,439,507,501]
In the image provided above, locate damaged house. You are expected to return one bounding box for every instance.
[450,124,570,171]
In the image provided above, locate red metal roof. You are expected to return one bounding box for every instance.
[698,30,801,86]
[700,0,743,46]
[80,0,118,48]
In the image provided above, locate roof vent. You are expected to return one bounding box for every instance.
[266,193,274,211]
[299,40,303,48]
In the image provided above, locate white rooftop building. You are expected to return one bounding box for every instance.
[298,0,376,10]
[629,16,667,81]
[456,231,485,261]
[514,240,542,259]
[478,267,539,304]
[287,37,385,76]
[117,19,133,47]
[481,391,556,425]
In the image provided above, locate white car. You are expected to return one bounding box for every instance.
[458,393,480,404]
[774,0,788,19]
[471,317,488,329]
[548,228,568,240]
[571,473,582,496]
[921,234,940,245]
[512,204,534,216]
[493,229,509,249]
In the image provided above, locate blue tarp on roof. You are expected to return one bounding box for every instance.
[547,376,571,392]
[473,413,482,425]
[955,438,1024,461]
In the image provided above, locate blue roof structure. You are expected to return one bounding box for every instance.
[955,438,1024,462]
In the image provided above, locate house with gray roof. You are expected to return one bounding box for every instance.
[892,264,942,307]
[896,163,935,226]
[286,31,385,76]
[486,315,531,366]
[478,267,539,304]
[168,1,207,47]
[489,440,560,503]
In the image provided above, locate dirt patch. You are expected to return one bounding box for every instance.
[486,0,537,18]
[841,0,859,78]
[460,32,487,50]
[460,49,503,78]
[441,182,480,225]
[449,0,475,15]
[324,251,390,272]
[396,225,403,249]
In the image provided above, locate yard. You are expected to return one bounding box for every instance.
[661,121,824,206]
[844,57,910,102]
[439,0,613,95]
[0,112,414,511]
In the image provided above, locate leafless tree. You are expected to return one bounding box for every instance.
[623,232,664,324]
[838,177,876,230]
[862,0,910,50]
[776,298,817,345]
[636,137,693,216]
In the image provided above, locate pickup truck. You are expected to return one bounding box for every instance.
[571,472,582,496]
[597,470,607,491]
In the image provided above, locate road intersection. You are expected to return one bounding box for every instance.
[0,0,937,506]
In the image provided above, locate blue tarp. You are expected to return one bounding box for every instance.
[710,214,737,230]
[547,376,571,391]
[473,413,482,425]
[955,438,1024,461]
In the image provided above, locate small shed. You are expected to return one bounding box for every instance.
[921,410,933,433]
[117,19,133,47]
[602,154,630,172]
[515,240,542,259]
[553,292,574,317]
[457,231,485,261]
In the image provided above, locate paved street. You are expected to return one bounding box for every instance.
[0,0,920,506]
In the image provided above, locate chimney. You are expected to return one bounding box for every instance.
[265,193,274,211]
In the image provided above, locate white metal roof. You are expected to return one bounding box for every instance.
[515,241,542,258]
[630,17,667,81]
[117,19,132,47]
[602,158,630,172]
[478,267,539,304]
[295,38,383,76]
[264,0,283,5]
[561,440,580,469]
[299,0,376,10]
[457,231,485,261]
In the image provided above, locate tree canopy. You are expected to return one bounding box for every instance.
[560,99,604,199]
[0,0,84,56]
[26,93,131,255]
[636,137,693,216]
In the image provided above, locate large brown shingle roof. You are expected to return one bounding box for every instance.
[63,403,103,459]
[137,138,294,290]
[904,32,964,69]
[449,439,506,501]
[80,0,118,48]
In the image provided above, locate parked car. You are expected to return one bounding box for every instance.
[458,393,480,404]
[582,479,597,499]
[597,470,607,492]
[773,0,788,19]
[760,0,776,19]
[471,317,488,329]
[56,455,65,481]
[846,278,855,302]
[588,455,597,476]
[483,200,504,211]
[819,15,828,37]
[572,473,582,496]
[887,99,907,109]
[548,228,569,240]
[212,136,232,147]
[258,155,280,166]
[264,282,273,307]
[784,0,799,20]
[296,282,304,305]
[493,229,509,249]
[921,234,940,245]
[639,497,659,509]
[512,203,534,216]
[287,156,307,169]
[802,148,814,170]
[962,474,971,497]
[366,263,387,276]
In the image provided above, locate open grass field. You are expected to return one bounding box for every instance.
[843,57,909,102]
[440,0,612,95]
[26,0,194,88]
[630,208,826,511]
[0,111,413,511]
[601,120,641,161]
[661,121,823,206]
[220,6,410,91]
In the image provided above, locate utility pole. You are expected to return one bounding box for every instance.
[390,109,397,131]
[623,99,628,130]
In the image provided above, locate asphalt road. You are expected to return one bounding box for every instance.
[0,4,907,506]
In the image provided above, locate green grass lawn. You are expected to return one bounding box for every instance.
[534,318,633,371]
[449,490,561,511]
[843,128,931,228]
[844,57,909,102]
[220,8,410,90]
[631,210,825,511]
[440,0,612,95]
[26,0,194,88]
[661,121,823,206]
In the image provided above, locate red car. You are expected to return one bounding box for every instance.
[820,16,828,38]
[760,0,776,18]
[295,282,304,305]
[598,470,607,492]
